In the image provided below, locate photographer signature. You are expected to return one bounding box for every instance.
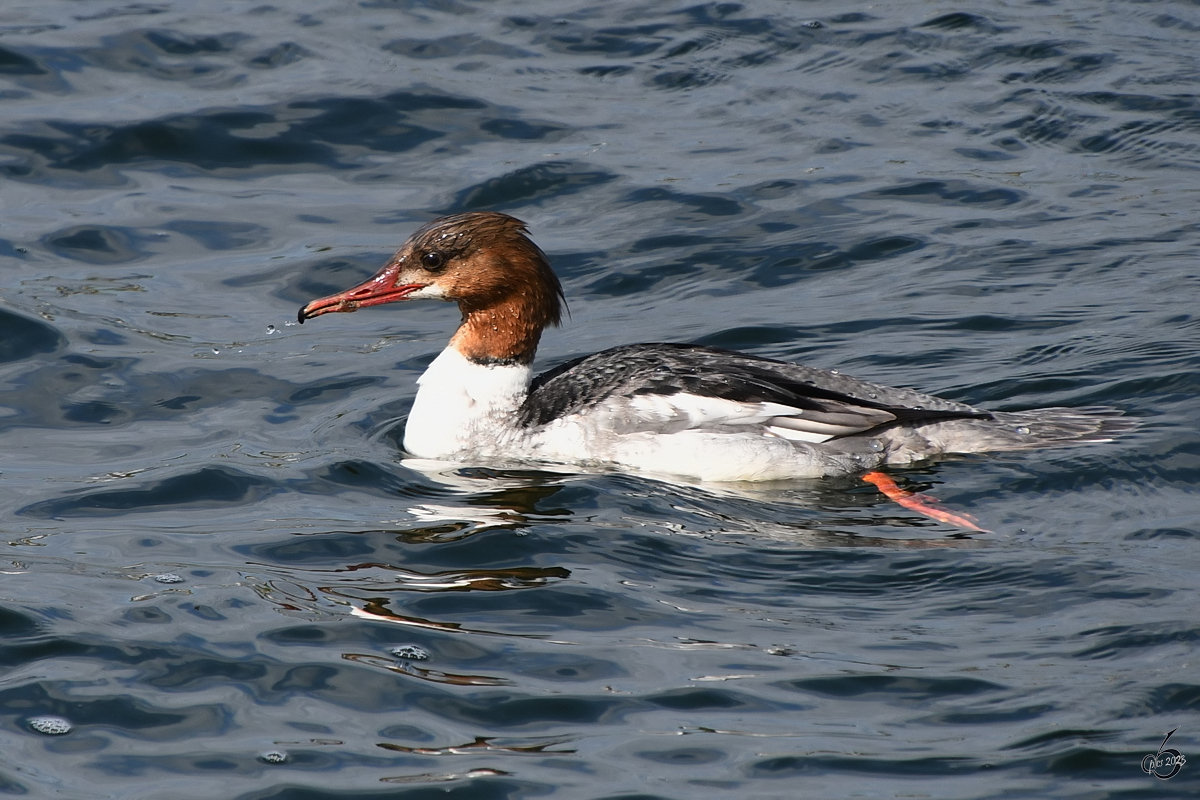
[1142,728,1185,780]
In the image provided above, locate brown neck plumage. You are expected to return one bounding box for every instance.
[451,296,548,364]
[445,220,564,365]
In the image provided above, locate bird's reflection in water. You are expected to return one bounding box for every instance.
[398,456,579,535]
[399,457,989,549]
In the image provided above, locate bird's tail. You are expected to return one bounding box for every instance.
[881,406,1136,461]
[979,406,1137,450]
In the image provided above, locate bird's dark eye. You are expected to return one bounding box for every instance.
[421,251,445,271]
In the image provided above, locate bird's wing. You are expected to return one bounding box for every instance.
[521,343,989,440]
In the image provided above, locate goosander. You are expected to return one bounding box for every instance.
[297,212,1131,486]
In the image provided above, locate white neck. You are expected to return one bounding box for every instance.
[403,347,532,459]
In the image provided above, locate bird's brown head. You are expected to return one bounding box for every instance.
[297,211,565,363]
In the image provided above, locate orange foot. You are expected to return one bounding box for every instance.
[862,471,989,533]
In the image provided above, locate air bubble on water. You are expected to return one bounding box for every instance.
[1015,426,1031,435]
[869,439,884,452]
[266,325,276,335]
[390,644,429,661]
[28,716,72,736]
[153,573,184,584]
[260,750,288,764]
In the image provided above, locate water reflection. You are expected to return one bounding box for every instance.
[400,456,988,546]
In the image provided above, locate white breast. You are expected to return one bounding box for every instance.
[403,348,531,459]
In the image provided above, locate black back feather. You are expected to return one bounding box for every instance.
[518,343,991,432]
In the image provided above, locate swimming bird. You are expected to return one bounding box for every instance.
[297,211,1130,491]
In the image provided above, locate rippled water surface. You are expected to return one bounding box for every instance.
[2,1,1198,797]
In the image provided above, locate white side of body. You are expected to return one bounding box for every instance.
[403,347,887,480]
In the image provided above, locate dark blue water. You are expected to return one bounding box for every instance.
[1,1,1198,797]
